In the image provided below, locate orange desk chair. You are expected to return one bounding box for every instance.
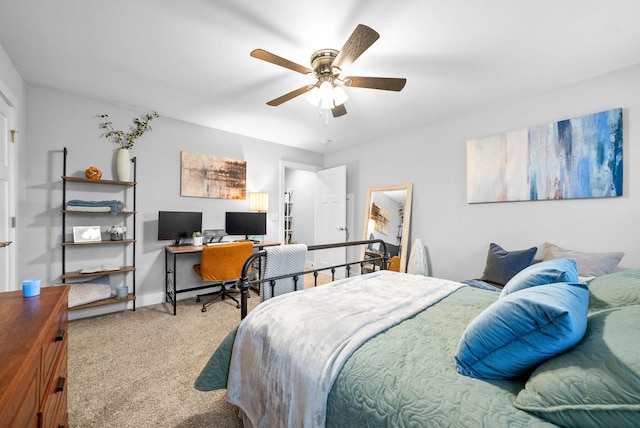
[193,241,253,312]
[388,256,401,272]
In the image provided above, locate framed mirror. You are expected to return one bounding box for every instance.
[361,183,413,272]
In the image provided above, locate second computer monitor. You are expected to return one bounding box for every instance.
[225,212,266,240]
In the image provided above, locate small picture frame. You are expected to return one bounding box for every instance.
[73,226,102,243]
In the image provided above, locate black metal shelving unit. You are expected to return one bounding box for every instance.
[61,147,137,311]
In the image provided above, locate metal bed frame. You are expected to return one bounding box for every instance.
[238,239,391,319]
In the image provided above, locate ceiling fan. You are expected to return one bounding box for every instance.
[250,24,407,118]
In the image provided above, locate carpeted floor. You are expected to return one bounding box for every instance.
[68,275,332,427]
[68,294,254,428]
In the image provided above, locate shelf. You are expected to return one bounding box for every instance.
[61,266,135,280]
[69,294,136,311]
[61,147,137,312]
[61,239,136,247]
[62,176,136,186]
[62,210,136,214]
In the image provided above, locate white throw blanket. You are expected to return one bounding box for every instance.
[260,243,307,302]
[226,270,464,428]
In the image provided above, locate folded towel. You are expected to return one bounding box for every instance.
[67,199,125,214]
[261,244,307,302]
[66,205,111,213]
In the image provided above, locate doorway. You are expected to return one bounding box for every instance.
[279,162,320,269]
[278,161,348,273]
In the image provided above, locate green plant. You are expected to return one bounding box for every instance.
[192,231,202,237]
[97,111,159,150]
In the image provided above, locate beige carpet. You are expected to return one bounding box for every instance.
[68,276,331,427]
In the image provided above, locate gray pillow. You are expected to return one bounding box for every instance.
[542,242,624,277]
[479,243,537,286]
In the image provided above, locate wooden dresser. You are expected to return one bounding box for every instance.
[0,285,70,427]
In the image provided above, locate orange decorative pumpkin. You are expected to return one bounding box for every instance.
[85,166,102,180]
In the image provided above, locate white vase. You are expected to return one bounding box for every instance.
[116,148,131,181]
[407,238,429,276]
[192,236,203,247]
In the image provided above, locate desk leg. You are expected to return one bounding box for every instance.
[172,252,178,315]
[164,248,178,316]
[257,244,265,278]
[165,248,169,303]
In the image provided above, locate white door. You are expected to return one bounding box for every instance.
[0,91,15,292]
[315,165,347,276]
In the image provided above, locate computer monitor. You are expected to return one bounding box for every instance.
[158,211,202,246]
[385,242,400,257]
[225,212,267,241]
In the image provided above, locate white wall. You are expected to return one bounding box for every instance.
[22,85,323,316]
[325,64,640,282]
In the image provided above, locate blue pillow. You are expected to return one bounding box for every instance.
[500,258,579,297]
[479,243,537,286]
[455,282,589,379]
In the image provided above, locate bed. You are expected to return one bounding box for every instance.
[195,241,640,428]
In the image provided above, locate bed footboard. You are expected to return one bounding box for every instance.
[238,239,390,319]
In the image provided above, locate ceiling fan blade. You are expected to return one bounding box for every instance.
[332,24,380,72]
[266,85,313,106]
[344,76,407,91]
[250,49,312,75]
[332,104,347,117]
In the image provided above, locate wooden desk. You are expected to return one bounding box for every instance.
[363,250,388,273]
[164,241,278,315]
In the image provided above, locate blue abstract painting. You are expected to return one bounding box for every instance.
[467,108,623,203]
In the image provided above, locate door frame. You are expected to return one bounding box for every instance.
[278,161,322,247]
[0,78,18,292]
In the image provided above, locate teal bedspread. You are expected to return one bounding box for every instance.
[196,286,555,427]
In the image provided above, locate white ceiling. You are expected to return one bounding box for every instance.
[1,1,639,154]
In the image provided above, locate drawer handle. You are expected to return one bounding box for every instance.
[55,328,66,342]
[56,376,66,393]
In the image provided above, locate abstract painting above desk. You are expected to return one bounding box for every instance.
[180,151,246,199]
[466,108,623,203]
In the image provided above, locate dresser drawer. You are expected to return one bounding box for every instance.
[39,349,68,428]
[42,302,68,389]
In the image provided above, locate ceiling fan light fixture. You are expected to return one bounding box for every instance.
[332,85,348,106]
[320,97,333,110]
[305,86,321,107]
[308,80,347,110]
[319,80,334,109]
